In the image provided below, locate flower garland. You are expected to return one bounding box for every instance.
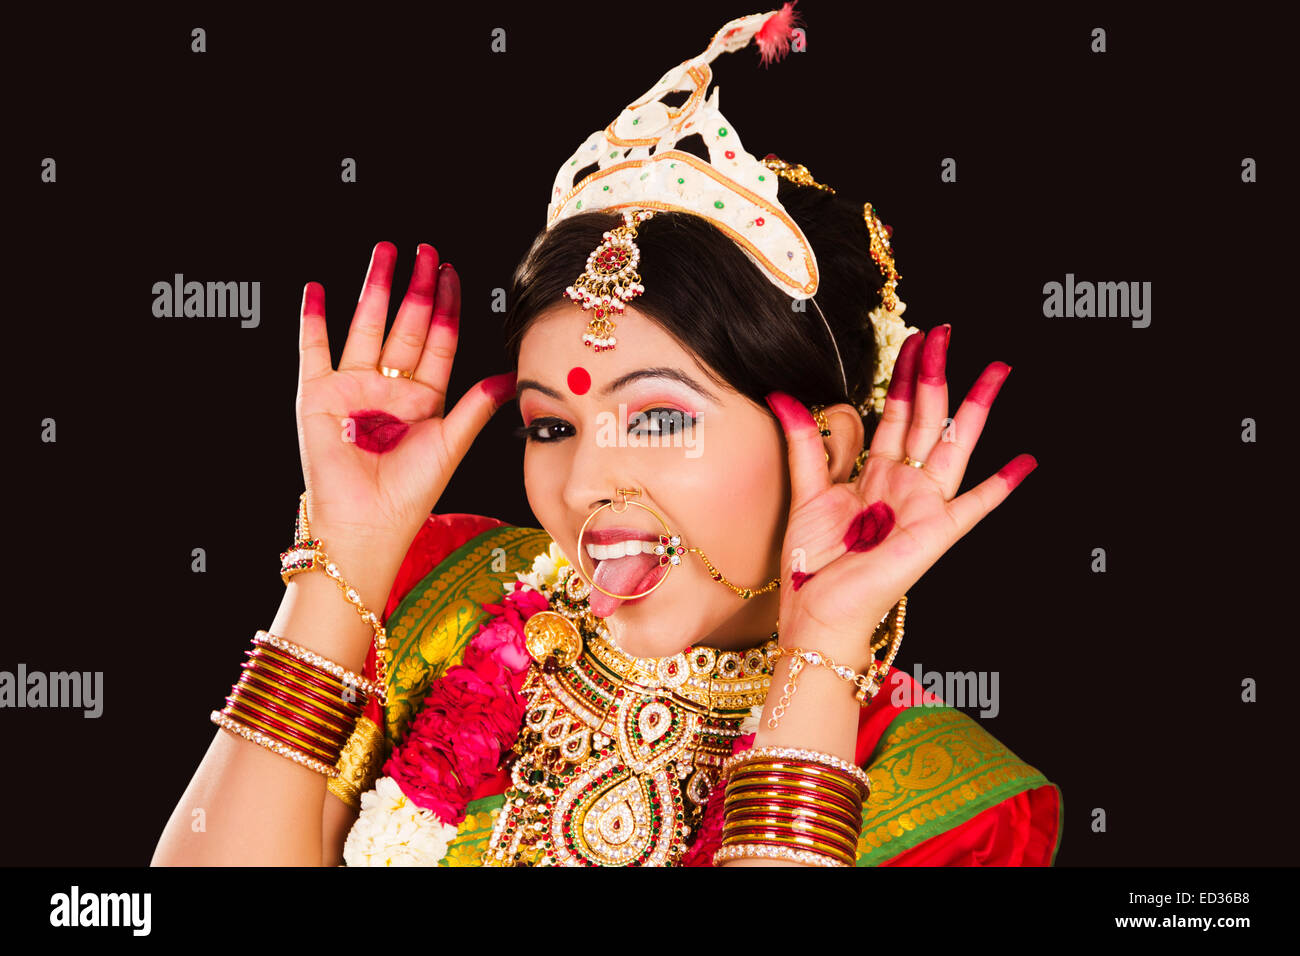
[342,549,556,866]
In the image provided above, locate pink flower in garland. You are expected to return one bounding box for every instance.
[384,584,549,827]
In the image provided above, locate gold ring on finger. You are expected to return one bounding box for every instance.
[903,456,926,469]
[378,366,414,379]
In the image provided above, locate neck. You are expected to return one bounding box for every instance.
[599,588,779,660]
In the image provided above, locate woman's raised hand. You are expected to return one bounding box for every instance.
[766,324,1036,672]
[296,242,516,555]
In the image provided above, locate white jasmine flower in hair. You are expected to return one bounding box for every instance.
[341,775,458,867]
[513,541,572,593]
[868,299,919,416]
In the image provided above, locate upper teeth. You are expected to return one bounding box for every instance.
[587,540,657,560]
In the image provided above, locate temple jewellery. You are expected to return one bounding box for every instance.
[483,561,779,866]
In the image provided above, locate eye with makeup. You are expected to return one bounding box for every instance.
[513,408,698,443]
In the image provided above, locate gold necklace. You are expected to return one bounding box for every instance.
[483,567,776,867]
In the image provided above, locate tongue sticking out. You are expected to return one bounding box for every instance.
[589,551,664,618]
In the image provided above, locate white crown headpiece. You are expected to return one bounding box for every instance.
[545,3,915,416]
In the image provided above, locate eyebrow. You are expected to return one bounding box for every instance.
[515,367,721,403]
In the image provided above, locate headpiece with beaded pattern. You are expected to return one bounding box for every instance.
[547,2,917,417]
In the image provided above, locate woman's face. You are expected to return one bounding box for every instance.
[516,302,788,658]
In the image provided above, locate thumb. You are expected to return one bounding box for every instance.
[440,372,517,467]
[765,391,831,509]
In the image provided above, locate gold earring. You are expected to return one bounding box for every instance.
[809,404,831,463]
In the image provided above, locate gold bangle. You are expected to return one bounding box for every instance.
[723,811,858,847]
[211,711,340,778]
[726,776,861,810]
[723,791,862,827]
[218,702,341,765]
[253,631,383,700]
[232,680,356,738]
[244,656,365,721]
[327,714,388,810]
[731,763,864,801]
[224,695,344,759]
[723,747,872,798]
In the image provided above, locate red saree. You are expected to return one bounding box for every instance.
[352,513,1063,867]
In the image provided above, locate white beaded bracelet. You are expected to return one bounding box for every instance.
[712,842,847,867]
[253,630,384,700]
[210,710,341,778]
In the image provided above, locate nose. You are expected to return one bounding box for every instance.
[561,414,642,519]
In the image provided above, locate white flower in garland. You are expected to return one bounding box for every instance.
[738,703,766,736]
[342,775,458,867]
[513,541,572,593]
[867,299,920,417]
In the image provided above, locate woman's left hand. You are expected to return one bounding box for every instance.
[766,323,1037,673]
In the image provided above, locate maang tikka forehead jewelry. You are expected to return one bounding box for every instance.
[576,489,780,602]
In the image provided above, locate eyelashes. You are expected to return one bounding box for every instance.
[514,409,698,444]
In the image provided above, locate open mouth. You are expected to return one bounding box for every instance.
[585,537,659,572]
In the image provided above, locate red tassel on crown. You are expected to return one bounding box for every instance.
[754,1,803,66]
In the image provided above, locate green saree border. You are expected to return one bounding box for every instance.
[381,524,553,747]
[442,793,507,867]
[855,705,1057,866]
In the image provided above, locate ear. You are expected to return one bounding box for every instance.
[822,403,865,482]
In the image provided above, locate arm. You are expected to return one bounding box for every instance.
[151,541,403,867]
[718,659,860,868]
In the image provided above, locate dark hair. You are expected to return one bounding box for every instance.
[501,178,889,441]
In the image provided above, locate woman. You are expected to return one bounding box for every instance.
[152,5,1061,867]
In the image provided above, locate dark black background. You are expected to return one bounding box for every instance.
[6,2,1292,870]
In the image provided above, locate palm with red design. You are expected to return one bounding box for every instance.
[296,242,516,559]
[767,323,1036,673]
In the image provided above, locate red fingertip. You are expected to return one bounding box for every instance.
[997,453,1038,490]
[303,282,325,317]
[885,331,924,402]
[964,362,1011,407]
[917,324,950,387]
[432,263,460,331]
[406,244,439,303]
[764,391,816,432]
[363,242,399,293]
[482,372,518,406]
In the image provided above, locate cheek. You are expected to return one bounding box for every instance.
[522,445,569,554]
[672,412,787,551]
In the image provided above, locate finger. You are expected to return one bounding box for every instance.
[866,329,924,463]
[412,262,460,416]
[765,391,831,509]
[299,282,333,386]
[377,243,440,377]
[946,453,1038,539]
[923,361,1012,498]
[339,241,398,372]
[440,372,517,467]
[905,324,951,466]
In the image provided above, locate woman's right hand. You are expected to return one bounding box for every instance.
[295,242,516,558]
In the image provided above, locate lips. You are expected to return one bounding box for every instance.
[349,409,409,454]
[582,527,660,571]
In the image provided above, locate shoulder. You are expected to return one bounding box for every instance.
[853,668,1063,866]
[364,514,555,747]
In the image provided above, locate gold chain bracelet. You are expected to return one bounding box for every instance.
[766,648,882,730]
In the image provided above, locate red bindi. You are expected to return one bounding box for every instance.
[567,366,591,395]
